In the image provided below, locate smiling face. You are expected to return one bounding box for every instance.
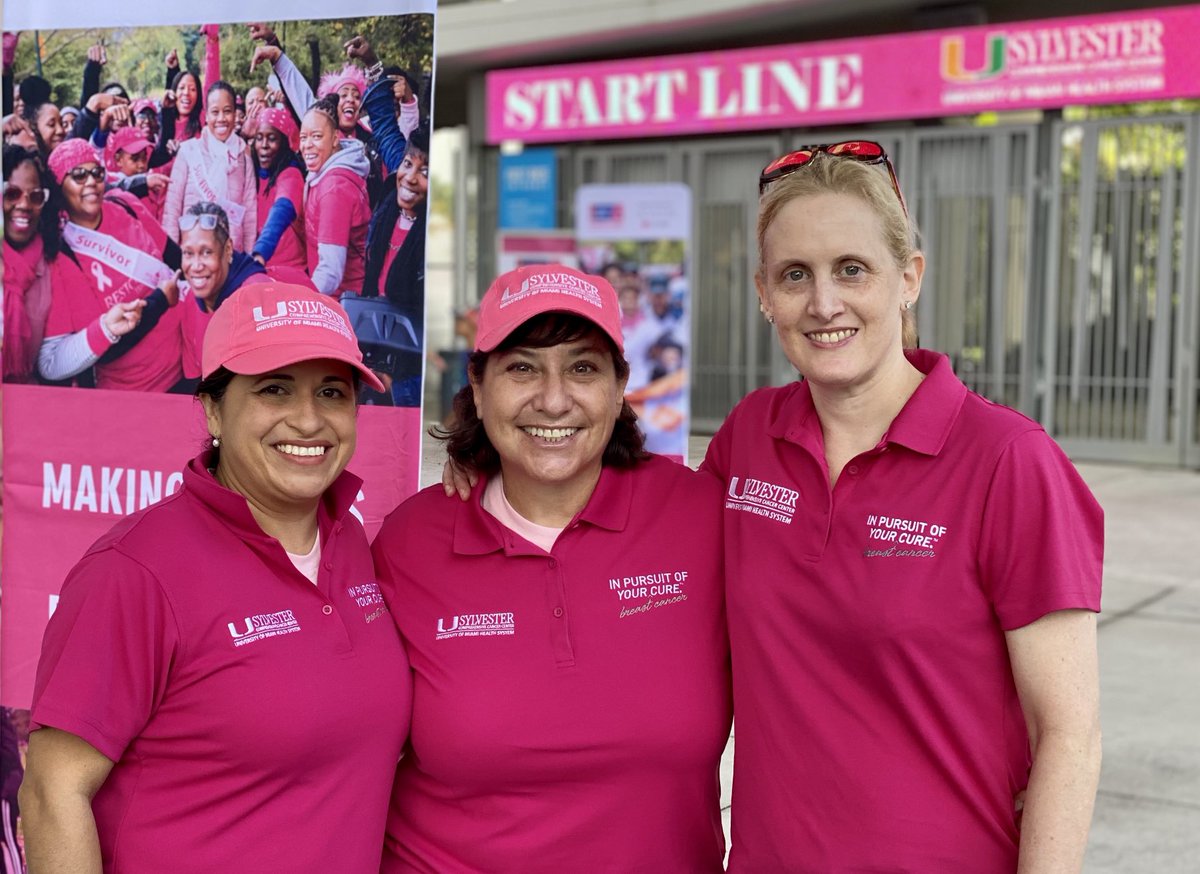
[35,103,64,152]
[298,109,337,173]
[176,73,199,115]
[115,147,149,176]
[201,360,357,515]
[756,191,922,396]
[60,162,106,226]
[4,161,45,247]
[254,126,284,169]
[471,325,626,513]
[136,110,159,140]
[394,149,428,217]
[335,83,362,133]
[205,88,236,142]
[180,225,232,306]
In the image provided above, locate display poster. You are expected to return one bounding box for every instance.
[574,184,691,464]
[498,147,557,229]
[1,3,436,868]
[495,229,578,275]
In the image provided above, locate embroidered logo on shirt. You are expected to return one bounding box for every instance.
[862,513,949,559]
[227,609,302,646]
[436,612,516,640]
[724,474,798,524]
[347,582,389,623]
[610,569,690,618]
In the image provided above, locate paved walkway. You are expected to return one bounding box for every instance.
[419,432,1200,870]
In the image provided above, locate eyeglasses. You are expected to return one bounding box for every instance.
[66,165,106,184]
[3,184,49,207]
[758,140,907,214]
[179,212,226,232]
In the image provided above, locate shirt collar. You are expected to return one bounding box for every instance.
[764,348,965,457]
[183,451,363,539]
[453,464,633,556]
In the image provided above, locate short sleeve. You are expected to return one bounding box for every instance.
[316,177,355,248]
[978,429,1103,630]
[30,547,180,761]
[699,402,738,482]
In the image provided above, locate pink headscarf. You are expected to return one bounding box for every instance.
[316,63,367,100]
[259,107,299,152]
[48,138,101,184]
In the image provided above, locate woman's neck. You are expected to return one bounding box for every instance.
[500,466,603,528]
[244,495,320,554]
[70,212,101,230]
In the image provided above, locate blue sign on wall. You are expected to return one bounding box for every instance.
[499,148,558,229]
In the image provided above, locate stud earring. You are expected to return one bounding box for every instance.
[212,436,221,448]
[903,300,913,310]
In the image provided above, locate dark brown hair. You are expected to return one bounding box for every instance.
[435,313,648,474]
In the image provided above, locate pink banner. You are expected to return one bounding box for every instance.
[0,385,420,709]
[487,5,1200,144]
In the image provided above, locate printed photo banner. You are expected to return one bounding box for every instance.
[2,0,435,736]
[575,184,691,464]
[1,385,420,708]
[487,4,1200,143]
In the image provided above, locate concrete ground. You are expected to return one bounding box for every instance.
[418,430,1200,870]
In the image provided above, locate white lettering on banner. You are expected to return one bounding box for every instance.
[724,474,798,525]
[436,612,516,640]
[42,462,183,514]
[503,53,862,134]
[1005,19,1163,68]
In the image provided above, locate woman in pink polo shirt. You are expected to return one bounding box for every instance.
[162,80,258,252]
[20,282,410,872]
[704,142,1103,871]
[38,138,186,392]
[374,264,731,872]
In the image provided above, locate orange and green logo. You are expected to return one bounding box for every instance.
[941,34,1006,81]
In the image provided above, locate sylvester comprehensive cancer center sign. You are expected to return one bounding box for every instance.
[486,4,1200,144]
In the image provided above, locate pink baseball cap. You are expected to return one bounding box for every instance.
[202,282,385,392]
[105,126,154,171]
[475,264,624,353]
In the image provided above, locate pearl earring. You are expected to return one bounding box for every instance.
[212,436,221,448]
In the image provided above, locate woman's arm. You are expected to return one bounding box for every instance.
[362,78,408,171]
[240,155,258,250]
[39,301,147,381]
[161,147,189,242]
[19,727,115,873]
[202,24,221,92]
[1007,609,1102,874]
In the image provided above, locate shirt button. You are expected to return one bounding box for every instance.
[847,464,860,475]
[553,607,564,618]
[322,605,333,615]
[323,561,333,570]
[549,559,558,569]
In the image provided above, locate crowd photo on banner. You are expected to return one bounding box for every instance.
[1,18,432,405]
[0,15,432,871]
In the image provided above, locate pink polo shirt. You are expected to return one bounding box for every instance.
[30,456,410,872]
[47,199,182,392]
[373,454,732,873]
[702,349,1103,872]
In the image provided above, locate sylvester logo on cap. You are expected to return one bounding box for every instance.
[499,272,604,310]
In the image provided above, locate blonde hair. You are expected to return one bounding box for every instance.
[757,153,919,347]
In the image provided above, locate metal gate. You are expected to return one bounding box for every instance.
[488,114,1200,466]
[1042,115,1200,465]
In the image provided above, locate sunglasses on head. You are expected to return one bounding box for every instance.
[3,184,49,207]
[178,212,225,232]
[66,165,106,184]
[758,140,907,214]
